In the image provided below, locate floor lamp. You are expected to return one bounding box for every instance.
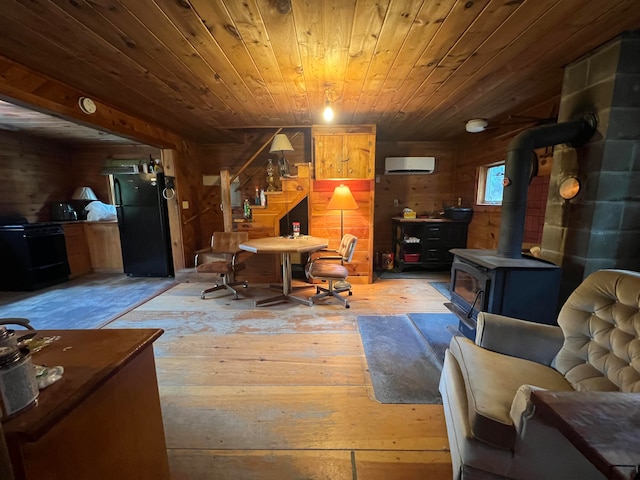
[327,184,358,289]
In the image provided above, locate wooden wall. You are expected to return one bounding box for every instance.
[374,141,458,256]
[0,131,76,222]
[457,131,552,250]
[308,179,374,283]
[456,134,510,249]
[0,130,164,223]
[70,144,162,203]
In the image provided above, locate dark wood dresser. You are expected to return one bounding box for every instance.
[1,328,169,480]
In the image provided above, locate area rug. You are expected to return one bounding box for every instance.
[428,281,451,300]
[357,314,444,404]
[0,273,176,330]
[408,312,460,363]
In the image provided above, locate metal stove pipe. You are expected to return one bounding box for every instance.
[497,113,597,258]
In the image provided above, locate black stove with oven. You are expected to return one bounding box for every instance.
[0,215,70,291]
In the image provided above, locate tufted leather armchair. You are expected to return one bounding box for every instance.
[439,269,640,480]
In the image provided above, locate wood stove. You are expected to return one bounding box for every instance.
[448,249,561,339]
[447,115,596,339]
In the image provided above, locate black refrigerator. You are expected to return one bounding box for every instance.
[114,173,174,277]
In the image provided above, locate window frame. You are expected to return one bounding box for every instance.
[476,161,505,206]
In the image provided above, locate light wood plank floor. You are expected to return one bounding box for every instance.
[107,273,453,479]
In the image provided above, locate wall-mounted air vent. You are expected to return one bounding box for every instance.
[384,157,435,175]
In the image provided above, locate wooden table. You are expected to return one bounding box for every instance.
[530,390,640,480]
[1,329,169,480]
[240,235,328,306]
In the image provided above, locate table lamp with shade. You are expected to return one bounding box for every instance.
[71,186,98,219]
[270,133,295,235]
[269,133,294,178]
[327,184,358,289]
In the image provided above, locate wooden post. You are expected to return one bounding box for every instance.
[220,169,233,232]
[161,149,185,269]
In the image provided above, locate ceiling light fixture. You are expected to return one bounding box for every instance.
[465,118,488,133]
[323,87,334,122]
[323,100,334,122]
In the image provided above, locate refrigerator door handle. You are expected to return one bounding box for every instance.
[114,177,123,206]
[116,206,125,233]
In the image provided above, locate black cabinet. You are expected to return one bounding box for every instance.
[392,217,468,271]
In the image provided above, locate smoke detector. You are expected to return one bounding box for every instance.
[465,118,488,133]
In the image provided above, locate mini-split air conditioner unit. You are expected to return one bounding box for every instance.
[384,156,436,175]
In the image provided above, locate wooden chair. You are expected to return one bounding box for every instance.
[195,232,250,300]
[305,234,357,308]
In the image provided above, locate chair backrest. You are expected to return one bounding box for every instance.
[554,269,640,393]
[211,231,249,254]
[337,234,357,263]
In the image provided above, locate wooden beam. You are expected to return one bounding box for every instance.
[0,55,182,148]
[220,169,233,232]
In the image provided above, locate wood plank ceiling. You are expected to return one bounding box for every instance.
[0,0,639,144]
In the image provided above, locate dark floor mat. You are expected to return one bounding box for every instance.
[408,312,460,363]
[357,314,443,404]
[428,281,451,300]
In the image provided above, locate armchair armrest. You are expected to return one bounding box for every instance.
[476,312,564,366]
[308,248,339,260]
[196,249,244,266]
[312,255,343,262]
[194,247,213,266]
[510,384,546,434]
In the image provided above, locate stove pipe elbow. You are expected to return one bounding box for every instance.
[496,113,597,259]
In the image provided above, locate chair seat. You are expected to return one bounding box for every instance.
[449,335,573,449]
[196,260,246,274]
[308,262,348,279]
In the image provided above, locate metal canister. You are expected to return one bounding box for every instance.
[0,346,39,419]
[0,326,17,349]
[381,252,395,270]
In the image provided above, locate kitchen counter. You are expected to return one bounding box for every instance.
[62,221,123,275]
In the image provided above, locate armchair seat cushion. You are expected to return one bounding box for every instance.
[196,260,246,274]
[449,336,573,449]
[308,262,348,279]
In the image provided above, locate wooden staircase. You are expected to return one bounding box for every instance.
[235,163,311,239]
[234,163,311,284]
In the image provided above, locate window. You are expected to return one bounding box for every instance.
[477,162,505,205]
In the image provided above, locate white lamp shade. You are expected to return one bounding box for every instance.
[465,118,488,133]
[269,134,294,153]
[72,186,98,200]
